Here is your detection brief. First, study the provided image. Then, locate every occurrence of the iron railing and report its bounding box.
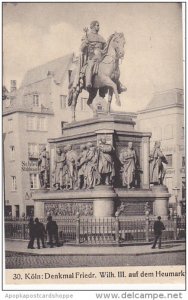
[4,215,186,245]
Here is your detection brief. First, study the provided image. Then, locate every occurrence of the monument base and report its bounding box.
[151,185,170,216]
[92,185,116,217]
[33,186,170,218]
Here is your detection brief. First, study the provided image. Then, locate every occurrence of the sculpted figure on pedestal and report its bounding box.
[52,148,63,190]
[67,20,126,121]
[149,141,168,185]
[65,144,78,190]
[98,137,114,185]
[84,142,99,189]
[77,144,88,189]
[38,146,50,188]
[119,142,137,189]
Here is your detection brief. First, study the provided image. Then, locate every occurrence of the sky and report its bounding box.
[3,2,184,111]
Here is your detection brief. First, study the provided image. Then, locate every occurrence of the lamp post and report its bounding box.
[172,186,181,217]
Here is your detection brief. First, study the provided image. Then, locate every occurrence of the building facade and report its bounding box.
[137,88,185,215]
[3,54,95,218]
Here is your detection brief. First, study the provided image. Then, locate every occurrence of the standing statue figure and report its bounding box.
[77,144,88,189]
[53,148,63,190]
[61,146,69,190]
[119,142,137,189]
[68,20,126,121]
[38,146,50,188]
[98,137,114,185]
[65,144,78,190]
[84,142,98,189]
[149,141,168,185]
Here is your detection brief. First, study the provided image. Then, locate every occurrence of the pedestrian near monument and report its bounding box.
[152,216,165,249]
[27,217,35,249]
[34,218,46,249]
[46,216,60,248]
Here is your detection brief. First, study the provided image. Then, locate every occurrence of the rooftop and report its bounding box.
[139,88,184,113]
[21,53,73,87]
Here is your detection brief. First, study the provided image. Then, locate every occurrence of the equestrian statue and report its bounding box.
[67,20,127,121]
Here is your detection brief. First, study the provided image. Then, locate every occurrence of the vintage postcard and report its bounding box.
[2,1,186,295]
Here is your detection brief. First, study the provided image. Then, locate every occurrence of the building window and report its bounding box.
[60,95,67,109]
[153,126,162,140]
[8,119,13,132]
[37,117,46,131]
[80,97,87,111]
[164,177,173,195]
[166,154,173,167]
[27,116,36,130]
[30,173,39,189]
[10,146,15,160]
[182,156,185,168]
[28,143,38,159]
[164,124,173,139]
[27,116,46,131]
[33,94,39,107]
[11,176,17,191]
[97,103,103,111]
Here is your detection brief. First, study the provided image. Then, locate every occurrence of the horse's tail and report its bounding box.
[67,68,76,106]
[67,88,74,106]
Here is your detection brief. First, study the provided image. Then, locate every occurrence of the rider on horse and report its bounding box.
[79,20,126,93]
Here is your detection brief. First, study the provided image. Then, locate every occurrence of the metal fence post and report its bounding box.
[173,214,178,240]
[21,222,25,239]
[145,212,150,242]
[115,211,120,245]
[76,212,80,244]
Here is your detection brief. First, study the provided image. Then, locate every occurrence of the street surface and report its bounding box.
[6,251,185,269]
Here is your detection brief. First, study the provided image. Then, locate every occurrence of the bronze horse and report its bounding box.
[68,32,126,121]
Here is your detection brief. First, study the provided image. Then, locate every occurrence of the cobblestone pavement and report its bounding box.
[5,251,185,269]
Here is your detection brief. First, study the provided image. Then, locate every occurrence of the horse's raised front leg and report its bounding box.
[101,77,121,106]
[87,88,98,117]
[107,88,113,114]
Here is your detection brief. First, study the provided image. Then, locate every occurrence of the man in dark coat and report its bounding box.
[27,217,35,249]
[152,216,165,249]
[34,218,46,249]
[46,216,60,248]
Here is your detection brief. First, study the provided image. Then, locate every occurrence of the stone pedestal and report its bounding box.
[152,185,170,216]
[32,115,171,220]
[92,185,116,217]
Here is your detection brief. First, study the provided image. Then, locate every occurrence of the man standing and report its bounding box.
[152,216,165,249]
[27,217,35,249]
[46,216,59,248]
[34,218,46,249]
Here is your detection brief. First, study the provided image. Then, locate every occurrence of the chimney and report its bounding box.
[10,80,17,92]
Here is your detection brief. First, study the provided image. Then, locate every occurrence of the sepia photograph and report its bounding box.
[2,1,185,290]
